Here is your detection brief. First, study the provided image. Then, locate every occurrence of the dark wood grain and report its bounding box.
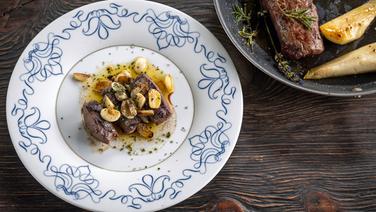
[1,0,376,211]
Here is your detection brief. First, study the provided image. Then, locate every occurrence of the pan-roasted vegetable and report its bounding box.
[304,43,376,80]
[320,0,376,45]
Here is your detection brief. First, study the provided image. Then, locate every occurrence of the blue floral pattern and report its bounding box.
[146,10,198,50]
[10,2,237,210]
[21,33,63,83]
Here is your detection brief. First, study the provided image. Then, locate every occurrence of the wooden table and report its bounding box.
[1,0,376,211]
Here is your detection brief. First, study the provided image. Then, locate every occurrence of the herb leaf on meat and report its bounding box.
[275,1,316,30]
[283,8,316,30]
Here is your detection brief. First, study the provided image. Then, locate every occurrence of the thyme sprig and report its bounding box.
[276,1,316,30]
[233,4,251,23]
[264,15,300,82]
[233,3,261,51]
[238,26,258,47]
[232,1,301,82]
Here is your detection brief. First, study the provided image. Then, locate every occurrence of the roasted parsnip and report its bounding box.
[304,43,376,80]
[320,0,376,45]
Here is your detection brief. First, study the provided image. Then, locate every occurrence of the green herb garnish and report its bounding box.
[276,2,316,30]
[233,4,251,23]
[233,3,260,51]
[283,8,316,30]
[264,16,300,82]
[238,26,258,47]
[232,1,302,82]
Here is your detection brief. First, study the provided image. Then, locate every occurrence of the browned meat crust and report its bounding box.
[82,101,118,144]
[261,0,324,60]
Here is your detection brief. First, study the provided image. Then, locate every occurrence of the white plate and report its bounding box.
[6,0,243,211]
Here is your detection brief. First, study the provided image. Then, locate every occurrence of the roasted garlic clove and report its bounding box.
[115,92,128,101]
[134,93,146,109]
[103,95,115,108]
[111,82,126,93]
[100,108,121,122]
[139,116,150,123]
[121,99,138,119]
[124,84,131,92]
[73,73,91,82]
[131,86,142,98]
[164,74,174,93]
[138,110,155,116]
[115,71,132,84]
[148,89,161,109]
[94,80,112,92]
[137,123,153,138]
[133,57,148,73]
[131,82,149,98]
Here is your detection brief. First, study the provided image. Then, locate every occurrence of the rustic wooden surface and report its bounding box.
[1,0,376,211]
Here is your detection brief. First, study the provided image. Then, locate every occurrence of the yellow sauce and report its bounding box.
[84,63,171,104]
[81,61,175,152]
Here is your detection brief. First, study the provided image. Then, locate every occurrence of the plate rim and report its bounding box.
[6,0,244,211]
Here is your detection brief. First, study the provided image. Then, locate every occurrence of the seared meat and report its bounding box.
[85,101,102,112]
[151,108,171,124]
[261,0,324,60]
[117,116,141,134]
[132,74,173,124]
[82,101,118,144]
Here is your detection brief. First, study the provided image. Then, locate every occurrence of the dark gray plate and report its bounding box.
[214,0,376,96]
